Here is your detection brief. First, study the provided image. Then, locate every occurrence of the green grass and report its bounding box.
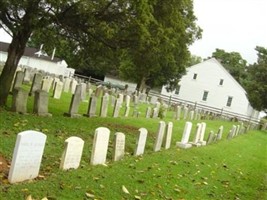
[0,85,266,200]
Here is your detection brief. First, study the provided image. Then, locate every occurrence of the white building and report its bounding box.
[161,58,260,120]
[0,42,75,77]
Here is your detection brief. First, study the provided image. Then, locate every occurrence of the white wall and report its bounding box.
[161,58,259,119]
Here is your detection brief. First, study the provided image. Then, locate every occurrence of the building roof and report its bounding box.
[0,41,62,63]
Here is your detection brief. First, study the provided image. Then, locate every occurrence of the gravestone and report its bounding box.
[8,130,47,183]
[207,131,215,144]
[235,125,240,136]
[33,90,52,117]
[113,99,121,118]
[118,93,124,105]
[146,107,152,118]
[134,128,148,156]
[100,93,109,117]
[110,95,116,107]
[113,132,125,161]
[63,78,71,92]
[12,87,28,114]
[90,127,110,165]
[12,71,25,92]
[164,122,173,149]
[152,107,158,118]
[64,84,82,117]
[190,123,202,147]
[23,68,31,83]
[124,106,130,117]
[139,92,147,102]
[52,81,63,99]
[52,77,60,91]
[189,110,194,120]
[29,73,43,96]
[216,126,223,140]
[60,136,84,170]
[41,78,52,92]
[94,85,103,98]
[183,107,189,120]
[227,125,236,139]
[176,121,193,149]
[80,83,87,101]
[154,121,166,152]
[198,122,207,146]
[70,79,78,94]
[84,94,97,117]
[150,96,158,105]
[175,105,181,120]
[125,95,131,107]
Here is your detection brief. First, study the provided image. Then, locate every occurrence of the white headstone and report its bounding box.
[53,81,63,99]
[216,126,223,140]
[164,122,173,149]
[113,132,125,161]
[60,136,84,170]
[190,123,202,147]
[154,121,166,152]
[198,122,207,146]
[8,130,47,183]
[90,127,110,165]
[134,128,148,156]
[176,122,193,149]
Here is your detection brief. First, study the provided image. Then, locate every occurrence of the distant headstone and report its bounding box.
[189,110,194,120]
[154,121,166,152]
[134,128,148,156]
[125,95,131,107]
[70,79,78,94]
[113,132,125,161]
[63,78,71,92]
[124,106,130,117]
[235,125,240,136]
[145,107,152,118]
[175,105,181,120]
[216,126,223,140]
[41,78,52,92]
[84,94,97,117]
[152,107,158,118]
[176,121,193,149]
[94,85,103,98]
[227,125,236,139]
[90,127,110,165]
[190,123,202,147]
[33,90,52,117]
[12,87,28,114]
[12,71,25,92]
[206,131,215,144]
[80,83,87,101]
[198,122,207,146]
[100,93,109,117]
[183,107,189,120]
[150,96,158,105]
[64,84,82,117]
[60,136,84,170]
[52,81,63,99]
[23,68,31,83]
[164,122,173,149]
[113,99,121,118]
[8,130,46,183]
[29,73,42,96]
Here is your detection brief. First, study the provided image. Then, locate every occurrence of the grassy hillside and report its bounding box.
[0,87,266,200]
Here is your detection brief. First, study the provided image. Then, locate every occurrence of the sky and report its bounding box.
[1,0,267,64]
[190,0,267,64]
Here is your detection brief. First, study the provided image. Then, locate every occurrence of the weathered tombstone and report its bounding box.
[63,78,71,92]
[146,107,152,118]
[52,77,60,91]
[176,121,193,149]
[80,83,87,101]
[94,85,103,98]
[189,110,195,120]
[70,79,78,94]
[198,122,207,146]
[113,132,125,161]
[227,125,237,139]
[139,92,147,102]
[12,71,25,92]
[206,131,215,144]
[90,127,110,165]
[12,87,28,114]
[33,90,52,116]
[175,105,181,120]
[41,78,52,92]
[216,126,223,140]
[8,130,47,183]
[100,93,109,117]
[154,121,166,152]
[164,122,173,149]
[150,96,158,105]
[152,107,158,118]
[110,95,116,107]
[125,95,131,107]
[84,94,97,117]
[183,107,189,120]
[134,128,148,156]
[133,94,139,105]
[190,123,202,147]
[64,84,82,117]
[23,68,31,83]
[118,93,124,105]
[113,99,121,118]
[235,125,240,136]
[124,106,130,117]
[29,73,43,96]
[52,81,63,99]
[60,136,84,170]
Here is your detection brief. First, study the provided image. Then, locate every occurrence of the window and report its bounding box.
[193,73,197,80]
[202,91,209,101]
[219,79,224,85]
[175,85,181,95]
[226,96,233,107]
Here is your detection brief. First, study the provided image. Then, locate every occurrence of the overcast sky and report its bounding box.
[1,0,266,64]
[190,0,267,64]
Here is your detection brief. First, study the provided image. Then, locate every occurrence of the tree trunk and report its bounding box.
[0,35,30,106]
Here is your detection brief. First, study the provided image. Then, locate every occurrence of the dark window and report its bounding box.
[193,73,197,80]
[219,79,224,85]
[202,91,209,101]
[175,85,181,95]
[226,96,233,107]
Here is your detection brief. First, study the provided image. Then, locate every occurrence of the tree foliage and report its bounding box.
[245,46,267,112]
[211,48,247,85]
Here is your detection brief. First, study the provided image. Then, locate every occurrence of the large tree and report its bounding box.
[245,46,267,112]
[119,0,202,91]
[211,48,247,85]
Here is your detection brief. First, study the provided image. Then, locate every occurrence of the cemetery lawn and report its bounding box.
[0,91,266,200]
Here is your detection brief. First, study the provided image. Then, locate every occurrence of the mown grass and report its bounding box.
[0,84,266,200]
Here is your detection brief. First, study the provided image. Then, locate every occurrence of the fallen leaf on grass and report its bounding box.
[26,195,33,200]
[85,192,95,198]
[122,185,130,194]
[134,195,141,199]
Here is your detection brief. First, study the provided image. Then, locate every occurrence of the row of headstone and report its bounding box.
[227,123,246,139]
